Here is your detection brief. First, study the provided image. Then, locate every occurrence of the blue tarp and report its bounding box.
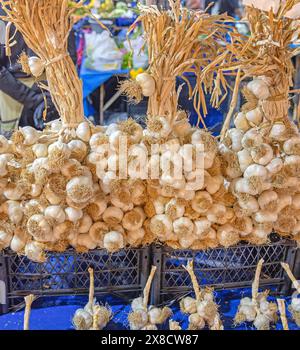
[0,289,299,330]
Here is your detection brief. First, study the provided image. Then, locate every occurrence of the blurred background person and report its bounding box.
[0,6,77,137]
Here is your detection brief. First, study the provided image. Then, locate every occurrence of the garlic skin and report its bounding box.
[188,313,205,330]
[44,205,66,224]
[136,72,155,97]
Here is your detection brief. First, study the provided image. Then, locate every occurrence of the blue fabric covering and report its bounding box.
[80,60,129,116]
[0,289,299,330]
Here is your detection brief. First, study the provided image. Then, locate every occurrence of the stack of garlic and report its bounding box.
[234,259,278,330]
[144,113,237,250]
[128,266,172,330]
[180,260,223,330]
[220,76,300,244]
[0,117,147,261]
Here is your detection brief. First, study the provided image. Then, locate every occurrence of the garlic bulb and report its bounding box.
[44,205,66,224]
[245,108,263,125]
[24,241,46,262]
[65,207,83,222]
[227,129,243,152]
[217,224,240,247]
[10,229,28,253]
[103,231,125,252]
[247,78,270,100]
[103,206,124,225]
[0,135,9,153]
[66,176,94,204]
[234,112,250,132]
[0,230,12,250]
[73,309,93,330]
[150,214,173,240]
[27,214,52,242]
[32,143,48,158]
[251,144,273,165]
[21,126,40,145]
[76,121,91,142]
[136,72,155,97]
[191,191,213,214]
[266,158,283,175]
[1,200,23,224]
[237,149,253,172]
[173,217,194,236]
[180,296,197,314]
[188,313,205,330]
[28,56,44,77]
[258,190,278,211]
[76,234,97,250]
[128,309,149,330]
[122,207,145,231]
[68,140,87,162]
[241,129,263,149]
[254,211,278,223]
[165,199,185,220]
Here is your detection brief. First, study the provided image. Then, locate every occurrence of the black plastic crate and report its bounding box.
[151,240,298,304]
[0,247,150,314]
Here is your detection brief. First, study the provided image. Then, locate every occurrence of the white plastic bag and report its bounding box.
[124,36,148,69]
[85,31,123,71]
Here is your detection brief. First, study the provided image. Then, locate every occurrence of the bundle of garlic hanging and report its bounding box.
[179,260,223,330]
[234,259,278,330]
[205,0,300,244]
[0,1,149,259]
[72,268,111,330]
[281,262,300,327]
[128,266,172,330]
